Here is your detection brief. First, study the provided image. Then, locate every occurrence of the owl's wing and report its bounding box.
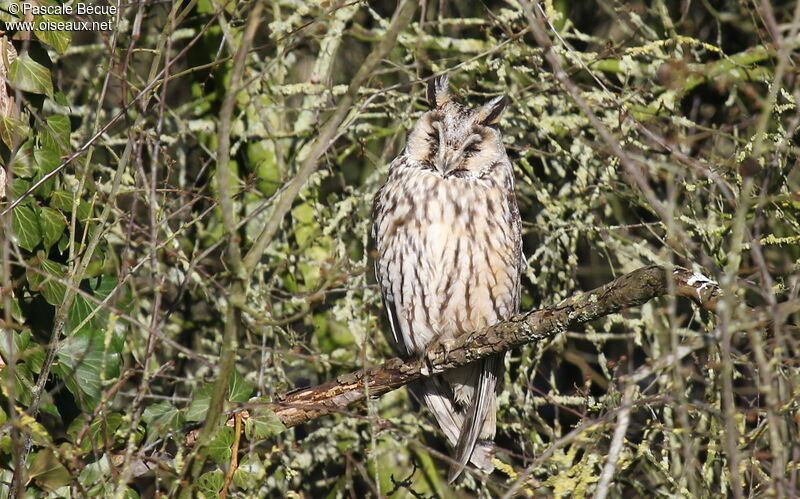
[374,259,403,351]
[448,355,499,482]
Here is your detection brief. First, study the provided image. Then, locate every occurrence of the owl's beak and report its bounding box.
[437,153,457,174]
[433,123,456,174]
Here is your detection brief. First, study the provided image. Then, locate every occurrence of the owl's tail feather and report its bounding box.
[412,359,498,482]
[447,356,498,482]
[413,377,463,446]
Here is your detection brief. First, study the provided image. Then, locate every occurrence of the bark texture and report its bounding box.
[273,265,720,427]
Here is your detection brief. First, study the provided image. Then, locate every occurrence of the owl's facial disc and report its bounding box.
[438,131,482,175]
[405,91,509,177]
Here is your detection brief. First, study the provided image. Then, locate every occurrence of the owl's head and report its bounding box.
[406,75,509,178]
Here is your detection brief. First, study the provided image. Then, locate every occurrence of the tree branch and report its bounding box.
[272,266,720,428]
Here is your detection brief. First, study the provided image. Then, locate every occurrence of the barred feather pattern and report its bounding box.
[372,76,522,482]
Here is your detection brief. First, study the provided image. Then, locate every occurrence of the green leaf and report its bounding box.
[42,114,71,153]
[78,455,111,489]
[34,13,72,54]
[8,52,53,97]
[54,91,69,107]
[68,294,94,333]
[0,329,44,378]
[11,178,31,201]
[39,206,66,249]
[0,115,30,148]
[0,353,35,406]
[12,204,41,251]
[244,397,285,440]
[142,401,185,443]
[50,190,75,211]
[206,426,234,463]
[186,371,252,422]
[195,470,224,498]
[10,141,37,178]
[228,368,253,403]
[67,412,123,451]
[28,448,71,491]
[50,190,93,221]
[33,145,61,197]
[67,275,130,334]
[186,384,214,422]
[53,327,123,411]
[26,258,67,306]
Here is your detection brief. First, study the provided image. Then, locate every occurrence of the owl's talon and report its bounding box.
[425,338,457,368]
[440,338,456,360]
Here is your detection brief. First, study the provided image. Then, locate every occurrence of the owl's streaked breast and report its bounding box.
[374,164,520,356]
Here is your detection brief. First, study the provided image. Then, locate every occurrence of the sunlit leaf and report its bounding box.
[26,257,67,306]
[195,470,224,497]
[33,145,60,197]
[185,384,213,422]
[34,13,72,54]
[53,327,123,411]
[28,448,71,491]
[244,397,286,440]
[142,401,185,443]
[0,115,29,148]
[41,114,71,153]
[207,426,234,463]
[228,368,253,403]
[39,206,66,249]
[8,52,53,97]
[10,140,37,178]
[11,204,40,251]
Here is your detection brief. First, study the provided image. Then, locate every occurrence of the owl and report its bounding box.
[372,75,522,482]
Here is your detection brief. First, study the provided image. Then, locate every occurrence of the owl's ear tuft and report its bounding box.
[479,95,508,125]
[427,75,450,109]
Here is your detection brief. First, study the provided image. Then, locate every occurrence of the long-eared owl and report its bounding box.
[372,75,523,481]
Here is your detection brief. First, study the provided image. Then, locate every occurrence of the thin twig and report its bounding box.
[595,384,635,499]
[219,412,243,499]
[241,0,417,272]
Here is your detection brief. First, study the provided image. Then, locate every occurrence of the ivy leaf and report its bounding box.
[11,178,31,201]
[185,384,213,422]
[28,448,71,492]
[142,401,185,443]
[207,426,234,463]
[50,190,75,211]
[33,145,60,197]
[8,53,54,97]
[91,274,133,316]
[39,206,66,249]
[244,397,286,440]
[42,114,71,153]
[12,204,41,251]
[0,115,30,148]
[67,275,130,333]
[53,327,123,411]
[195,470,224,497]
[186,370,253,422]
[228,368,253,403]
[34,14,72,54]
[26,258,67,306]
[10,141,37,178]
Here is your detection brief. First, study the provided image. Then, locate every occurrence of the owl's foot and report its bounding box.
[424,337,457,373]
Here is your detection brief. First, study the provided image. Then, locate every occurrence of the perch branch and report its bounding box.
[272,266,720,427]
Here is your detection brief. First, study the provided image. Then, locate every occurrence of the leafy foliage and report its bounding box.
[0,0,798,497]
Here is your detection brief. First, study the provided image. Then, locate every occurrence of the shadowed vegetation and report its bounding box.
[0,0,798,497]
